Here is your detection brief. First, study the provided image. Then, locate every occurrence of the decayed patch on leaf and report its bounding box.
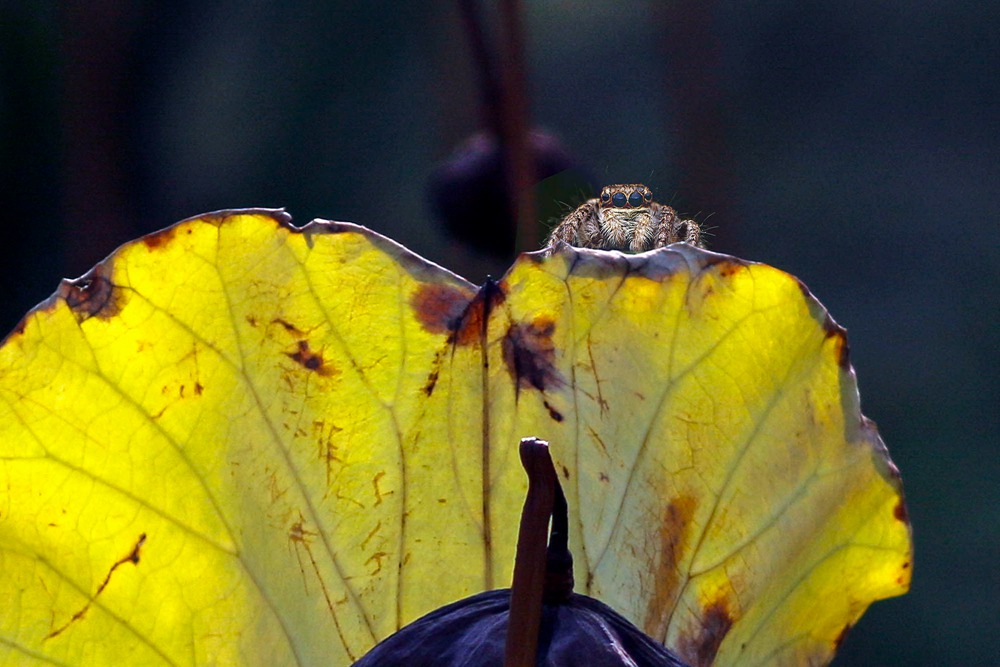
[286,340,338,377]
[644,495,698,635]
[677,599,735,667]
[57,263,123,322]
[411,283,475,339]
[502,316,564,394]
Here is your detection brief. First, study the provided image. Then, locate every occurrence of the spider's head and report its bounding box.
[598,184,653,210]
[597,184,654,250]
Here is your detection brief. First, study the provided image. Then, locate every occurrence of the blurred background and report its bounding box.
[1,1,997,664]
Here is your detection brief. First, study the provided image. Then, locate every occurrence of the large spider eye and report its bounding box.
[611,192,627,207]
[628,191,644,207]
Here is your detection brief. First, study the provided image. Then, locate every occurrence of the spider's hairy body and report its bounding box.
[546,184,702,253]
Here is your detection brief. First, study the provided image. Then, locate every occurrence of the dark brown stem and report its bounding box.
[504,437,556,667]
[497,0,537,253]
[544,472,574,603]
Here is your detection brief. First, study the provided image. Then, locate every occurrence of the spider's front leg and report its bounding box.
[652,202,703,248]
[677,218,703,247]
[545,199,602,251]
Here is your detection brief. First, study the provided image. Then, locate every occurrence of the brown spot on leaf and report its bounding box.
[423,368,440,396]
[286,340,336,376]
[127,535,145,564]
[360,521,382,550]
[58,264,123,321]
[411,283,475,340]
[422,348,445,396]
[702,255,749,279]
[366,551,389,575]
[835,336,850,369]
[141,225,177,249]
[312,419,344,488]
[372,471,391,506]
[246,315,259,327]
[678,599,734,667]
[834,624,852,650]
[289,517,317,545]
[452,292,486,345]
[451,279,506,346]
[10,316,27,338]
[502,316,563,393]
[821,314,838,337]
[822,317,851,370]
[272,317,305,336]
[586,427,609,456]
[561,465,570,480]
[543,399,564,422]
[46,533,146,640]
[894,500,909,524]
[717,263,742,278]
[599,472,609,483]
[645,495,697,634]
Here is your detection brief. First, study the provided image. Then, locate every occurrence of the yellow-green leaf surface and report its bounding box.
[0,210,911,666]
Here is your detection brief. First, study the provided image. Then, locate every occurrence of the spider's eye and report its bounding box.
[628,191,644,207]
[644,189,652,201]
[601,192,611,203]
[611,192,627,207]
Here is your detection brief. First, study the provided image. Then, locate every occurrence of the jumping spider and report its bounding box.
[545,184,702,253]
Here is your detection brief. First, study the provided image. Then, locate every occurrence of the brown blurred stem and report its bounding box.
[504,437,557,667]
[456,0,501,131]
[497,0,538,253]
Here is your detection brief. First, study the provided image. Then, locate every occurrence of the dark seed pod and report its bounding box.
[352,439,690,667]
[350,589,689,666]
[426,131,583,257]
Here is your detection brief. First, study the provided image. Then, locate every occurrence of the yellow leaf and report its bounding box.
[0,210,911,666]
